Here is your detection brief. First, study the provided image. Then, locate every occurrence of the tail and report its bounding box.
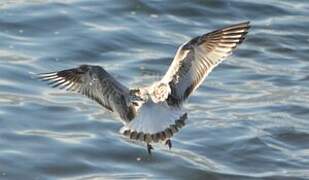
[120,101,187,143]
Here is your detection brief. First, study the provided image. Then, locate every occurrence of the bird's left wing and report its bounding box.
[38,64,135,122]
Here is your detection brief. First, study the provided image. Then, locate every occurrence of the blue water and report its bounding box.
[0,0,309,179]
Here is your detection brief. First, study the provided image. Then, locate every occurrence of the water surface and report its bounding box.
[0,0,309,179]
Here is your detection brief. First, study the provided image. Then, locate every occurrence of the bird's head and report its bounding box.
[150,82,171,103]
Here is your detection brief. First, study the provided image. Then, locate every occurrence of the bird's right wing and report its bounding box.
[38,64,135,122]
[161,22,250,106]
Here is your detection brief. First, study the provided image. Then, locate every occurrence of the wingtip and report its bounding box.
[36,72,58,81]
[244,21,251,28]
[238,21,250,26]
[231,21,251,29]
[36,72,57,77]
[240,21,251,30]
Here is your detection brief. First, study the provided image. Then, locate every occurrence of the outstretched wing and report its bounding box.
[161,22,250,106]
[38,64,135,122]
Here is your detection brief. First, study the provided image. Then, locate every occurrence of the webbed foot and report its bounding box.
[147,143,153,155]
[165,139,172,149]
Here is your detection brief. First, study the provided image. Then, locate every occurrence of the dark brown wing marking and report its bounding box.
[161,22,250,106]
[38,64,135,122]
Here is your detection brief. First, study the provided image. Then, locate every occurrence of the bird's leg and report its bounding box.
[147,143,153,155]
[165,139,172,149]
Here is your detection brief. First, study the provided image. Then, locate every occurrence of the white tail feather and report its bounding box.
[120,101,184,134]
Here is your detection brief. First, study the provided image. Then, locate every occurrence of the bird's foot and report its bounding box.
[147,143,153,155]
[165,139,172,149]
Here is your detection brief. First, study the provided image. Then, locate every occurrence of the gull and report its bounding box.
[38,22,250,154]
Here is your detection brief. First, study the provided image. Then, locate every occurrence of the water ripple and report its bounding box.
[0,0,308,179]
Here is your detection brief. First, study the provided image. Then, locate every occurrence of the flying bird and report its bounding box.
[38,22,250,154]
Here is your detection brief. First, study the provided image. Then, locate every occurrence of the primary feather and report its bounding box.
[38,65,135,122]
[162,22,250,106]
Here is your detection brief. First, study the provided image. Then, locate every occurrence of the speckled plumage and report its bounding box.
[38,22,250,154]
